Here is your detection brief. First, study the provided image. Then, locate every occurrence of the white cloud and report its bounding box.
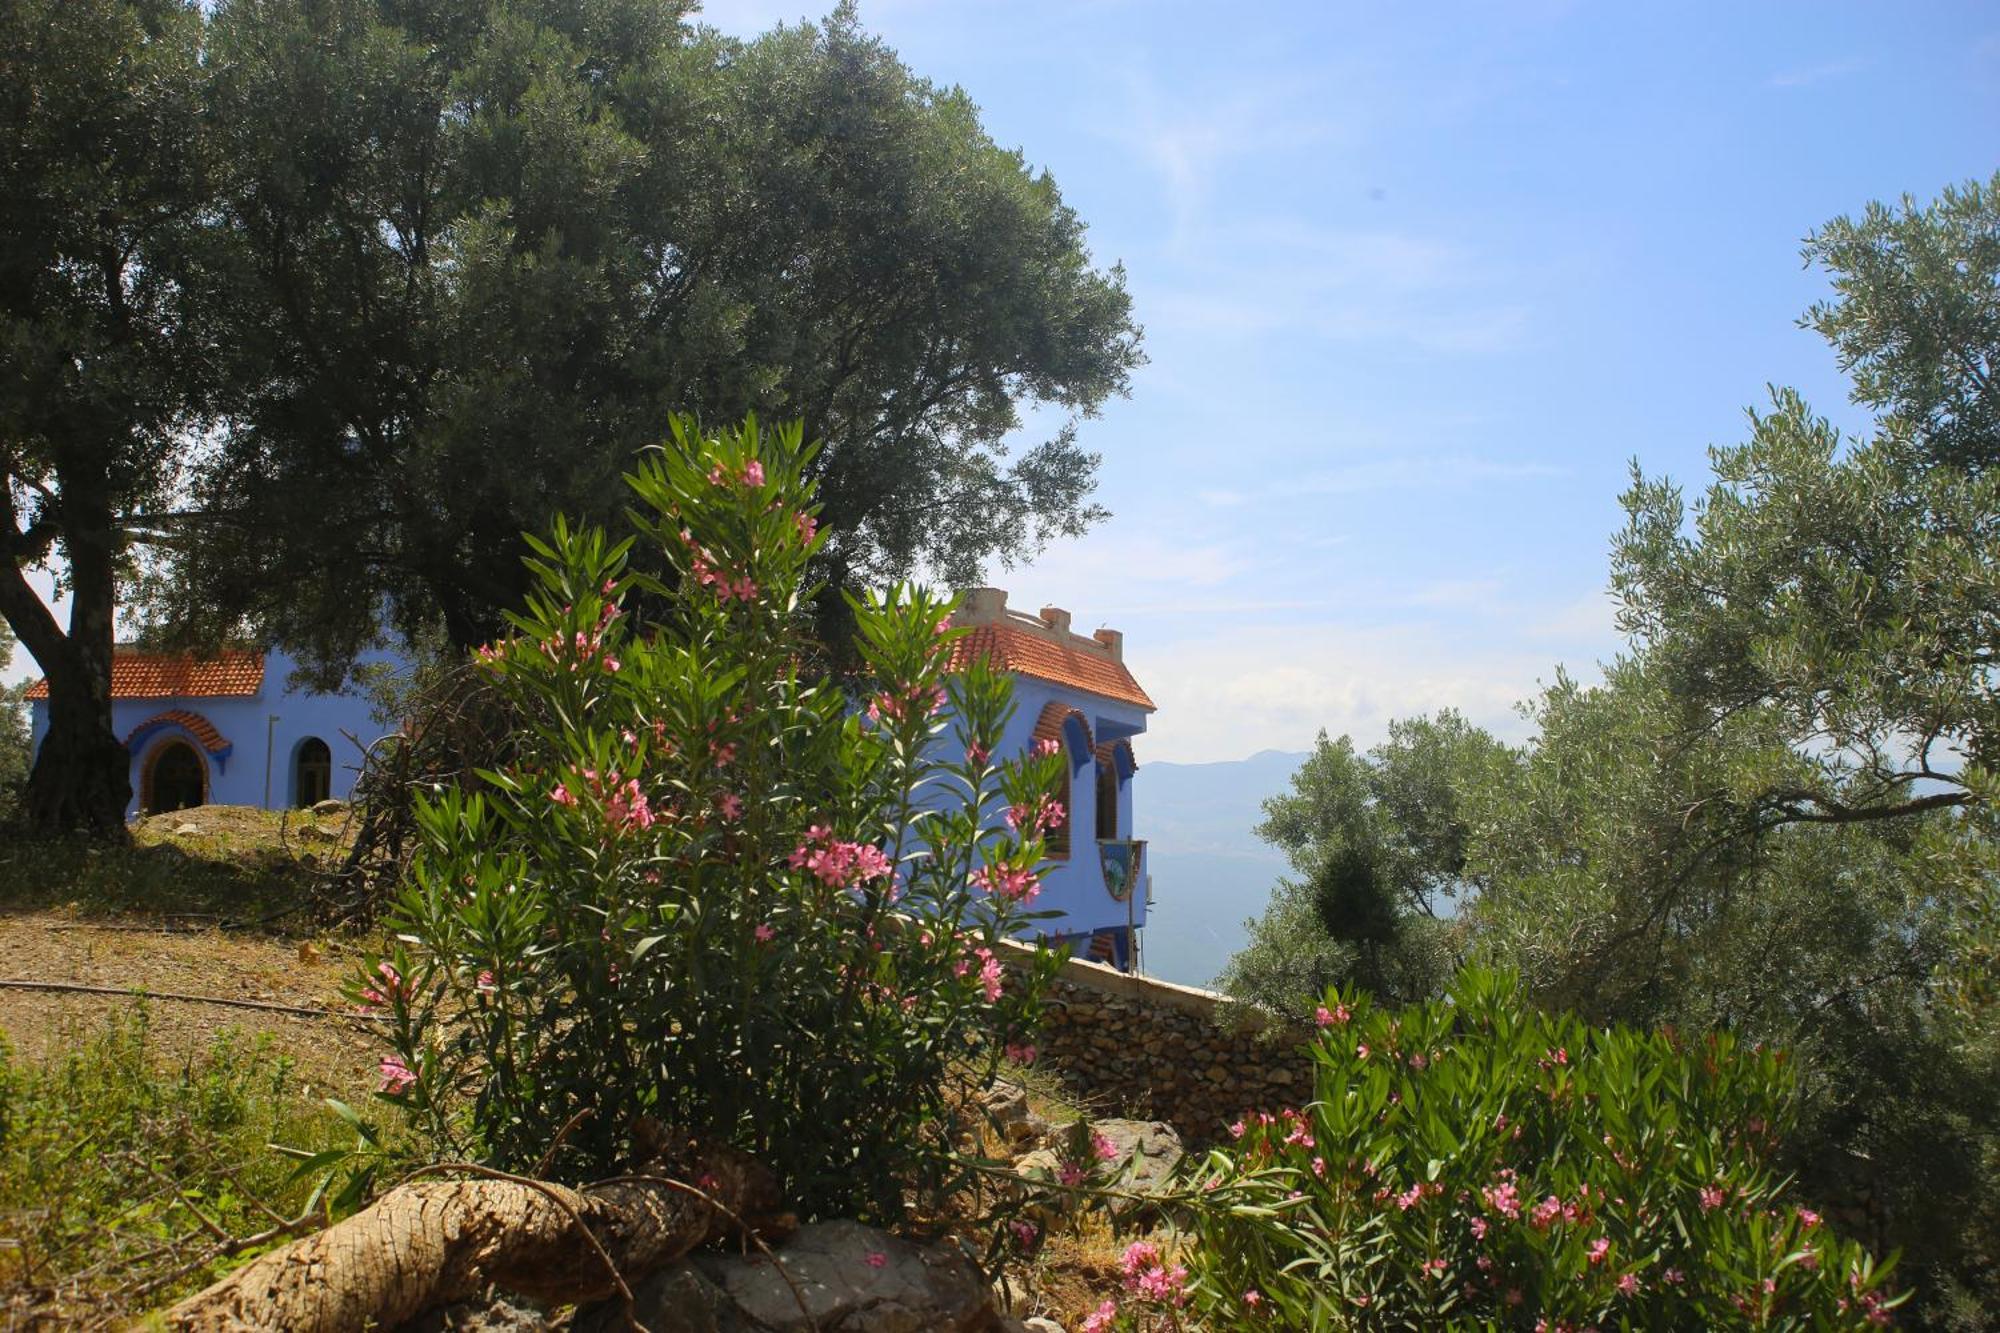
[1130,617,1594,763]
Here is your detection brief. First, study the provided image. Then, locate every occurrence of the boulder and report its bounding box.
[312,798,347,815]
[575,1220,1005,1333]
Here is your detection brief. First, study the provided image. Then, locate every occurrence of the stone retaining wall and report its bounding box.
[1001,943,1314,1146]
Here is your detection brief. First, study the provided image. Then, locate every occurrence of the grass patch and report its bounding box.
[0,1007,379,1324]
[0,807,345,930]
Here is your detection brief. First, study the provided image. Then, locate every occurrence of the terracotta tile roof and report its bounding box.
[23,650,265,701]
[125,709,233,756]
[947,623,1154,710]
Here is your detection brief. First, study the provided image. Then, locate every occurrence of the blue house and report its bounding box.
[945,588,1155,971]
[25,646,389,820]
[26,589,1155,967]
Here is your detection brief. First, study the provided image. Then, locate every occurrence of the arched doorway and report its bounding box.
[144,740,207,814]
[295,737,332,808]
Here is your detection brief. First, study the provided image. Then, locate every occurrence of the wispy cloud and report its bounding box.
[1768,57,1867,88]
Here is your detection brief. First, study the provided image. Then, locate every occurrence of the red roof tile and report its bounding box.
[125,709,232,755]
[947,623,1154,710]
[23,650,265,701]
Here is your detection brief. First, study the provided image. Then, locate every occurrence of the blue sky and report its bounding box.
[695,0,1998,761]
[8,2,1997,764]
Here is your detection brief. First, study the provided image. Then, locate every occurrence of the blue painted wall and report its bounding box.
[27,645,1151,957]
[947,673,1151,952]
[27,646,396,821]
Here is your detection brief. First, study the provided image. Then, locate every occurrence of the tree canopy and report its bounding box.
[139,0,1139,675]
[1224,173,2000,1326]
[1,0,1139,829]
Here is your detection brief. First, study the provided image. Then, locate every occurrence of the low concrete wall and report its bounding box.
[1002,943,1314,1145]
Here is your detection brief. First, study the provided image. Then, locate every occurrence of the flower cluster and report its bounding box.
[550,765,658,834]
[1005,794,1066,837]
[787,825,894,889]
[969,859,1041,905]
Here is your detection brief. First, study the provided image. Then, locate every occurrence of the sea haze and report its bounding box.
[1133,749,1307,989]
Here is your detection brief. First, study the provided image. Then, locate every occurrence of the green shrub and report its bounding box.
[363,417,1066,1220]
[1118,971,1905,1330]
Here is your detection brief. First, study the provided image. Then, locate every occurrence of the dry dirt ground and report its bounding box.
[0,909,380,1093]
[0,804,379,1094]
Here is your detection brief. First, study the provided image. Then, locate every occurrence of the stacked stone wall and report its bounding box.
[1002,944,1314,1146]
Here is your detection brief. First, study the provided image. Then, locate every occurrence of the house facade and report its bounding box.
[945,588,1154,971]
[25,589,1155,967]
[24,646,388,820]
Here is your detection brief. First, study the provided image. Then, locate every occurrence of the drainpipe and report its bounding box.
[263,714,278,809]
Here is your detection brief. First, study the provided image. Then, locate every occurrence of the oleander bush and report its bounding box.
[360,417,1067,1220]
[1121,970,1906,1330]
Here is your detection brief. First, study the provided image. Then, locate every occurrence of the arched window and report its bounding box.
[145,740,206,814]
[295,737,332,808]
[1096,757,1119,840]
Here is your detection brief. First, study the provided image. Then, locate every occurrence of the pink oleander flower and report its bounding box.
[742,460,765,487]
[1587,1237,1610,1265]
[1004,1041,1037,1065]
[970,862,1041,904]
[550,783,575,807]
[1093,1131,1120,1162]
[1228,1119,1246,1139]
[476,969,496,993]
[1243,1289,1262,1307]
[717,791,743,821]
[754,923,776,943]
[378,1054,416,1094]
[1618,1272,1640,1296]
[793,510,818,546]
[1700,1185,1726,1212]
[1080,1300,1119,1333]
[1120,1241,1161,1278]
[1031,737,1061,759]
[965,741,990,765]
[976,947,1003,1002]
[1482,1180,1522,1220]
[1469,1215,1489,1240]
[1396,1184,1425,1211]
[1798,1207,1822,1229]
[1663,1268,1685,1286]
[1529,1194,1564,1229]
[864,1251,887,1269]
[1315,1002,1351,1027]
[1357,1042,1371,1060]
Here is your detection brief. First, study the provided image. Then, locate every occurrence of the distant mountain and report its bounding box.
[1135,749,1306,989]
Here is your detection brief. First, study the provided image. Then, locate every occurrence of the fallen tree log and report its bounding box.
[163,1131,787,1333]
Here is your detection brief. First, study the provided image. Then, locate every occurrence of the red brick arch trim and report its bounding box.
[1094,739,1138,779]
[125,709,233,759]
[1030,701,1093,755]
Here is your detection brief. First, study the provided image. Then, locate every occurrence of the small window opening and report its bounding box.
[295,737,332,808]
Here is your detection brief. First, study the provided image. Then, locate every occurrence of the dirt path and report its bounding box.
[0,909,380,1091]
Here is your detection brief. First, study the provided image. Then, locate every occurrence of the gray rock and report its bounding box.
[173,822,201,836]
[1090,1119,1183,1196]
[311,798,347,814]
[1021,1319,1067,1333]
[576,1220,1002,1333]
